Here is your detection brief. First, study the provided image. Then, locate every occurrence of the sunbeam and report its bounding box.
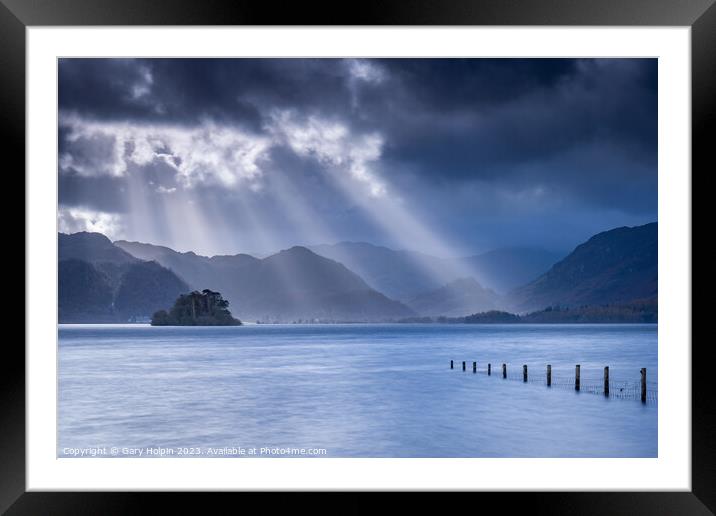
[270,111,483,287]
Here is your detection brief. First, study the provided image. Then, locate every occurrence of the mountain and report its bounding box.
[309,242,453,300]
[115,240,414,322]
[58,232,190,322]
[508,223,657,313]
[59,231,137,265]
[406,277,501,317]
[113,261,191,319]
[58,259,115,322]
[310,242,562,299]
[62,221,656,323]
[114,240,259,290]
[462,247,564,293]
[238,246,413,321]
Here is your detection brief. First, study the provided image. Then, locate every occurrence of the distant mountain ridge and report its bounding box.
[115,240,414,322]
[309,242,453,300]
[113,239,259,293]
[461,247,564,294]
[310,242,562,298]
[59,222,656,323]
[508,222,657,313]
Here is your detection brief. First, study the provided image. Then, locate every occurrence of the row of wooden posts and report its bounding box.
[450,359,648,403]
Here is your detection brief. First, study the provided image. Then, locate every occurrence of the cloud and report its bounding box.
[269,111,387,197]
[347,59,386,84]
[57,58,657,255]
[131,64,154,100]
[58,206,125,239]
[60,115,272,189]
[381,59,656,178]
[59,110,389,198]
[59,128,127,177]
[155,185,177,194]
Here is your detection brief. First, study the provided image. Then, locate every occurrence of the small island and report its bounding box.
[151,289,242,326]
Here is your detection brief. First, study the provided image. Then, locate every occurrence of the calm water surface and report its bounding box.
[58,324,657,457]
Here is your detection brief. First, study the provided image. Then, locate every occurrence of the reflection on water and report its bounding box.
[58,323,657,457]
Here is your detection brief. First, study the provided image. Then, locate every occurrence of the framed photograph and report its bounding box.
[6,0,711,512]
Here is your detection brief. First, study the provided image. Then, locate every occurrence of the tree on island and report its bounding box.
[151,289,242,326]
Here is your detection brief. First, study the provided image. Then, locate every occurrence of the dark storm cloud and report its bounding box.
[59,59,655,139]
[59,58,656,196]
[59,59,162,121]
[58,57,657,253]
[373,59,657,213]
[372,58,580,113]
[59,58,355,130]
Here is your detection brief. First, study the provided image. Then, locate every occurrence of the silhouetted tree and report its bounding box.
[151,289,242,326]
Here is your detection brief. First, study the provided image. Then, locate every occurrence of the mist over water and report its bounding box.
[59,324,657,457]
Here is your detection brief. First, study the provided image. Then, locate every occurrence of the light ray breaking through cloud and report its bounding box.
[58,58,657,260]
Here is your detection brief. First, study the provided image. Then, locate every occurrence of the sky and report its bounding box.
[58,58,657,257]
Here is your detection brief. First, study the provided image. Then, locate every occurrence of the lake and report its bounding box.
[58,323,657,457]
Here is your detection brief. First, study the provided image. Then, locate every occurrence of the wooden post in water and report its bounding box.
[473,361,477,373]
[462,361,466,372]
[547,364,552,386]
[604,367,610,396]
[523,365,528,382]
[488,363,491,376]
[450,360,453,369]
[640,368,647,403]
[575,364,581,391]
[502,363,506,379]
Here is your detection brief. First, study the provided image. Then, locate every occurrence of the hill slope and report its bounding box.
[58,233,190,322]
[508,223,657,312]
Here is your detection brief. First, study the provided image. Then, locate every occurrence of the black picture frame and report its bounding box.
[3,0,711,513]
